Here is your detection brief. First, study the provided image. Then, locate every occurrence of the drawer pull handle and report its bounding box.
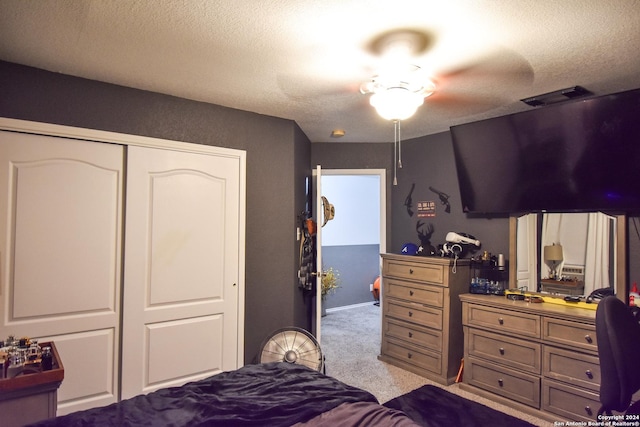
[585,406,593,416]
[408,332,413,338]
[585,334,593,344]
[409,269,414,274]
[408,311,413,317]
[498,318,504,325]
[409,290,414,296]
[586,370,593,379]
[499,347,505,355]
[407,352,413,359]
[498,378,504,387]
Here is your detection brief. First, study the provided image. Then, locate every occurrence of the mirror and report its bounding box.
[509,212,627,298]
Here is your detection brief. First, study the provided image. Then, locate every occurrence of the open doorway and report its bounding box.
[319,168,386,330]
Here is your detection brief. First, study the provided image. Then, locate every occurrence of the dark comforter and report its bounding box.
[29,362,392,427]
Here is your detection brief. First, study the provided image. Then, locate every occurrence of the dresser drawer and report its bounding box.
[542,379,599,422]
[384,259,445,284]
[386,299,443,330]
[465,328,541,374]
[543,346,600,392]
[385,279,445,307]
[465,357,540,408]
[383,337,442,375]
[385,318,442,351]
[543,318,597,353]
[463,303,541,338]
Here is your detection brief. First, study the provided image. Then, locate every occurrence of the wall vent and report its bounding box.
[521,86,592,107]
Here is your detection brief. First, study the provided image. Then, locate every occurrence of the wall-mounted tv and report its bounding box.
[450,88,640,215]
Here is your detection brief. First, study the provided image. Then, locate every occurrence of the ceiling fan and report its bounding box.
[277,26,533,145]
[357,30,440,184]
[280,27,532,111]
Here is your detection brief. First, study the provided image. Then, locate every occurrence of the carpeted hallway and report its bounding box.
[320,303,553,426]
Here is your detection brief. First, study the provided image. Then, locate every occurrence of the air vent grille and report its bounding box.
[562,265,584,281]
[521,86,592,107]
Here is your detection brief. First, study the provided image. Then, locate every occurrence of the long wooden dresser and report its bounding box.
[379,254,470,385]
[460,293,601,422]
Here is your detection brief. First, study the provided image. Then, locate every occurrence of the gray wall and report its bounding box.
[0,60,311,364]
[313,134,510,265]
[322,244,380,309]
[390,132,510,258]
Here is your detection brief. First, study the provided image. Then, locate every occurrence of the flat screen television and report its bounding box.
[450,88,640,214]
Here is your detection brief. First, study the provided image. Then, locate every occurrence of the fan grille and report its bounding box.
[259,327,323,372]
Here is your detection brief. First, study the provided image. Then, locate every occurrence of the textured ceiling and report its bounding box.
[1,0,640,142]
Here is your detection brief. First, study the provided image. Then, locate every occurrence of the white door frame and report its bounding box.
[314,168,386,344]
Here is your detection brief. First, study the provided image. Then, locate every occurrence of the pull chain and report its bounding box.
[393,120,398,185]
[393,120,403,186]
[397,120,402,169]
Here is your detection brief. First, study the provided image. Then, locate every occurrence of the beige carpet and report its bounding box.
[320,303,553,427]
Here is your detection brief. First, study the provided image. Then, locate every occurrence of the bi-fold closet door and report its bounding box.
[0,124,244,415]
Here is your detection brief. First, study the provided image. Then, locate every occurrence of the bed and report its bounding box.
[29,362,419,427]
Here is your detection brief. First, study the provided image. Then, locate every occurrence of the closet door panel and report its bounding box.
[122,145,240,399]
[145,315,223,385]
[148,172,225,305]
[12,158,119,317]
[41,329,116,414]
[0,130,124,414]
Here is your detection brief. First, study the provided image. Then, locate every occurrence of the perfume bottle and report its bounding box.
[41,346,53,371]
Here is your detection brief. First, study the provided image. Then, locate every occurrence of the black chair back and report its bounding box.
[596,296,640,415]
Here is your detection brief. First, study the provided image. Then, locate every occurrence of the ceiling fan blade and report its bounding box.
[433,48,534,91]
[425,91,513,117]
[277,67,371,101]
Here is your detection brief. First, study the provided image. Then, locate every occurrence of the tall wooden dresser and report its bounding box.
[460,293,601,422]
[379,254,470,385]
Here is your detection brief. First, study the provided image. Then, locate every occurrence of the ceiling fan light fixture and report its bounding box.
[370,87,425,121]
[362,65,435,121]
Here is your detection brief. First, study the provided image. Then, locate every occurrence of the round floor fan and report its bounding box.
[259,327,324,372]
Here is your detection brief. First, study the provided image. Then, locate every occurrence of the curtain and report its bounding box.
[584,212,612,293]
[538,212,614,295]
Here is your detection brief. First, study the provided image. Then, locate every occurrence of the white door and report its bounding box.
[517,213,538,291]
[121,145,241,398]
[0,131,124,414]
[312,165,323,342]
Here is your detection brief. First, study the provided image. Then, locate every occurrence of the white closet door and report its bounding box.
[0,131,124,414]
[121,145,241,399]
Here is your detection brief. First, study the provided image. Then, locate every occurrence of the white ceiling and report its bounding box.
[1,0,640,143]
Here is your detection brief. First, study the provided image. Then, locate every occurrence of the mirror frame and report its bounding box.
[509,213,627,301]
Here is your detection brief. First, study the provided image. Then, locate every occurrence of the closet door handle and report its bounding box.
[499,347,505,355]
[409,290,414,297]
[498,318,504,325]
[585,370,593,379]
[584,334,593,344]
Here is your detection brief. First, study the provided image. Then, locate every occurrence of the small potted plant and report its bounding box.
[321,267,340,316]
[321,267,340,300]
